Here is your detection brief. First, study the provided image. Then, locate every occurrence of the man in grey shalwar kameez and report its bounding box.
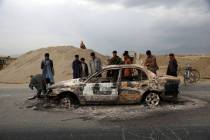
[41,53,55,86]
[89,52,102,75]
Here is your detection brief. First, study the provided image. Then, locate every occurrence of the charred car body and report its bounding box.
[47,64,180,107]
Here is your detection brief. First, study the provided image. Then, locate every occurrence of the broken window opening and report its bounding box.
[121,68,148,82]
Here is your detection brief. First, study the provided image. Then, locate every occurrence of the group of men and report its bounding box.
[144,50,178,77]
[72,52,101,79]
[29,50,178,99]
[72,50,134,80]
[72,50,178,80]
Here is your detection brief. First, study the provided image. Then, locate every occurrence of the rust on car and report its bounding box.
[47,64,180,107]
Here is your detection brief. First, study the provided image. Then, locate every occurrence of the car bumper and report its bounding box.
[163,80,180,97]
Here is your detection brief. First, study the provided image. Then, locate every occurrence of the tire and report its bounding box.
[184,71,195,84]
[184,74,195,84]
[145,92,160,107]
[184,70,200,84]
[59,95,72,108]
[191,69,200,82]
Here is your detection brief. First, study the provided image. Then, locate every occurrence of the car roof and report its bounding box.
[103,64,146,69]
[84,64,156,83]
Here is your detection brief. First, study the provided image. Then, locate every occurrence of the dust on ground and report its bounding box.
[23,96,207,121]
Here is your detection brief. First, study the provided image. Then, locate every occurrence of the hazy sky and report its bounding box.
[0,0,210,55]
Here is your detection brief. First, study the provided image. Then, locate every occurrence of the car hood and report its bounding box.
[159,75,180,81]
[158,75,180,83]
[49,78,82,89]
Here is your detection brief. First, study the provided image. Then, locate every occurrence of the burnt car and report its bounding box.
[47,64,180,108]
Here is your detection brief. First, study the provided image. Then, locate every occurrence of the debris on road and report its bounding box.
[23,96,207,121]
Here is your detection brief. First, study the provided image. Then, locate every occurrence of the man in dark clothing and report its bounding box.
[29,74,46,99]
[109,50,123,65]
[167,53,178,77]
[72,55,82,79]
[80,58,89,78]
[41,53,54,85]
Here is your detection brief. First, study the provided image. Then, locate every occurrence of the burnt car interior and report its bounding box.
[87,68,148,84]
[121,68,148,82]
[88,69,120,83]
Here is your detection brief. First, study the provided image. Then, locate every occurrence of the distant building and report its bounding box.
[0,57,16,70]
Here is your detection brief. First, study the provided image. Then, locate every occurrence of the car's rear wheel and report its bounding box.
[59,95,72,108]
[145,92,160,106]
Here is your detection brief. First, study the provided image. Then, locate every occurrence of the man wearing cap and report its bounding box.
[109,50,123,65]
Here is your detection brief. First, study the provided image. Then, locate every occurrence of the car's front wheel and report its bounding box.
[145,92,160,107]
[59,95,72,108]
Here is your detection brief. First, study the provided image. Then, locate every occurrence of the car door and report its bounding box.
[82,68,120,103]
[118,67,149,104]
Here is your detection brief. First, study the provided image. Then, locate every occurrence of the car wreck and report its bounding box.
[47,64,180,108]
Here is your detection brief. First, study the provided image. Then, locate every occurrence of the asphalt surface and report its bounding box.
[0,80,210,140]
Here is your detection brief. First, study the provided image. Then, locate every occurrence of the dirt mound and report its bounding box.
[0,46,108,83]
[1,48,209,83]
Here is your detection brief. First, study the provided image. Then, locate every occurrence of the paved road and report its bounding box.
[0,80,210,140]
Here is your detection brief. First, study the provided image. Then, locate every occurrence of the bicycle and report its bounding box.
[180,65,200,85]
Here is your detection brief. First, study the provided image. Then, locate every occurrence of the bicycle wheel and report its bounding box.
[191,69,200,82]
[184,74,195,84]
